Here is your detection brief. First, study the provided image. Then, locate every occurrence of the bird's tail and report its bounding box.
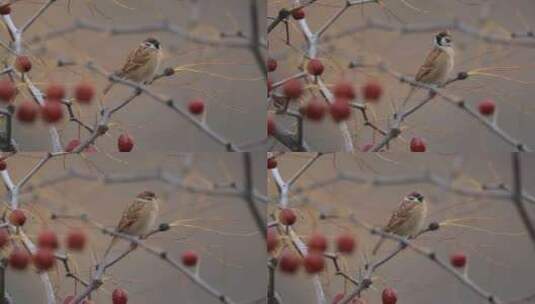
[372,237,385,255]
[401,87,416,109]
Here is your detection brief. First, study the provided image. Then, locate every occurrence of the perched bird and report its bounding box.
[102,37,162,95]
[372,192,427,255]
[102,191,160,259]
[402,31,455,106]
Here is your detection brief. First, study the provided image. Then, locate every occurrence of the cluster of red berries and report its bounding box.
[7,209,87,272]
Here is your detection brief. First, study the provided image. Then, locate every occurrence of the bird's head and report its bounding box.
[407,192,424,203]
[137,190,157,201]
[435,31,452,48]
[143,37,161,50]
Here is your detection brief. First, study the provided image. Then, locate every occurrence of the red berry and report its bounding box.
[0,159,6,171]
[410,137,426,152]
[307,233,327,253]
[362,81,383,102]
[329,99,351,122]
[267,58,278,72]
[112,288,128,304]
[33,248,56,271]
[267,157,277,169]
[66,229,87,251]
[278,250,301,274]
[292,8,305,20]
[303,252,325,274]
[41,100,63,123]
[283,79,303,99]
[307,59,324,76]
[267,229,279,253]
[333,81,356,100]
[46,84,65,100]
[9,247,30,270]
[15,56,32,73]
[332,293,345,304]
[16,100,39,123]
[0,229,8,248]
[267,116,276,136]
[65,139,80,152]
[336,233,356,254]
[0,4,11,15]
[9,209,26,226]
[360,143,373,152]
[0,79,16,102]
[450,252,467,268]
[74,82,95,104]
[279,208,296,226]
[188,98,204,115]
[181,250,198,267]
[117,133,134,152]
[382,288,397,304]
[37,229,59,250]
[304,98,326,121]
[478,99,495,116]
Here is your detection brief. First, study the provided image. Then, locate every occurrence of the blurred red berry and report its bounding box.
[382,288,397,304]
[33,248,55,271]
[118,133,134,152]
[0,4,11,15]
[450,252,467,268]
[66,229,87,251]
[267,229,279,253]
[267,58,278,72]
[0,159,6,171]
[267,78,273,95]
[307,59,324,76]
[478,99,495,116]
[15,56,32,73]
[304,98,326,121]
[112,288,128,304]
[279,250,300,274]
[9,209,26,226]
[410,137,426,152]
[267,116,276,136]
[0,79,16,103]
[9,247,30,270]
[336,233,356,254]
[74,82,95,104]
[65,139,80,152]
[303,252,325,274]
[16,100,39,123]
[292,8,305,20]
[283,79,303,99]
[41,100,63,123]
[307,232,328,253]
[37,229,59,250]
[333,81,356,100]
[188,98,204,115]
[279,208,296,226]
[360,143,374,152]
[46,84,65,100]
[362,81,383,102]
[0,229,8,248]
[181,250,198,267]
[330,99,351,122]
[267,157,278,169]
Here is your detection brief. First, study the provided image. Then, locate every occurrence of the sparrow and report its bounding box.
[102,37,162,95]
[372,192,427,255]
[102,190,160,258]
[402,31,455,106]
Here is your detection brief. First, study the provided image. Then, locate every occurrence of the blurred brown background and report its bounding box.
[8,0,264,151]
[268,0,535,152]
[3,152,266,303]
[268,153,535,303]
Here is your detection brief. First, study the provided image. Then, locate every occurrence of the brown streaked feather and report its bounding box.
[118,47,153,79]
[116,200,145,232]
[384,199,420,233]
[415,47,443,82]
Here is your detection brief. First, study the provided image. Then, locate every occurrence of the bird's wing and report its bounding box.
[384,198,418,233]
[118,47,152,78]
[415,48,442,82]
[116,200,145,233]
